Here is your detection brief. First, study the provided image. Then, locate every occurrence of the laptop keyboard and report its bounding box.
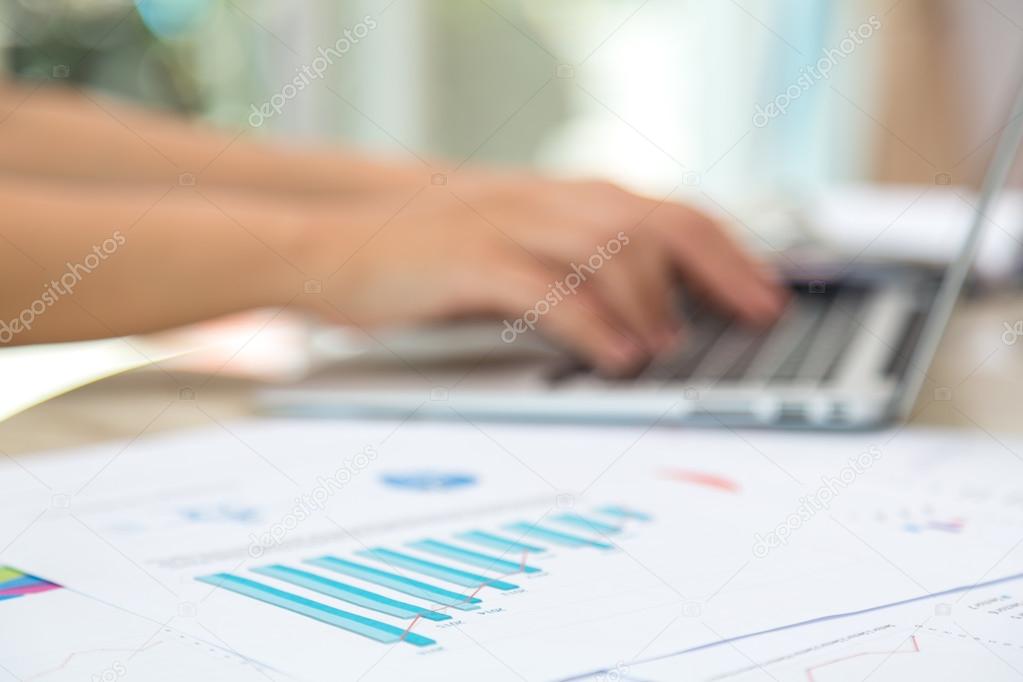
[552,281,871,387]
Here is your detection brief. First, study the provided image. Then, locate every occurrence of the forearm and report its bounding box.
[0,80,425,196]
[0,177,325,345]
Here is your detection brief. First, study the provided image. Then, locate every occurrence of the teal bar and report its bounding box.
[408,539,542,575]
[359,548,519,591]
[551,513,622,535]
[457,530,546,555]
[196,573,435,647]
[597,505,652,521]
[252,565,449,622]
[505,522,613,549]
[306,557,481,611]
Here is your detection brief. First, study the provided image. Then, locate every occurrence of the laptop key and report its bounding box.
[688,324,767,381]
[767,297,829,382]
[796,289,866,383]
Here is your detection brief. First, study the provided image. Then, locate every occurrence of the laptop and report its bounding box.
[261,78,1023,430]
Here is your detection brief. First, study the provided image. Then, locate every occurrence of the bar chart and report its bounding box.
[196,506,649,648]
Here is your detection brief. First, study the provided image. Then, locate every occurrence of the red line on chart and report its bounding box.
[400,549,529,643]
[659,469,740,493]
[804,635,920,682]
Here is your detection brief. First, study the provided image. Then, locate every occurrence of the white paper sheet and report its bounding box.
[2,419,1023,681]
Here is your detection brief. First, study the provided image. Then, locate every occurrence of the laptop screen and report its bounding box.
[895,76,1023,416]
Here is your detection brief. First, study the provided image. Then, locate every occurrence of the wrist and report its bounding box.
[280,201,367,317]
[265,142,431,196]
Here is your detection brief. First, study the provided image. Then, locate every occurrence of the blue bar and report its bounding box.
[596,505,652,522]
[252,564,449,621]
[196,573,435,647]
[457,530,546,555]
[551,513,622,535]
[505,522,613,549]
[358,548,519,591]
[408,539,542,575]
[306,557,481,611]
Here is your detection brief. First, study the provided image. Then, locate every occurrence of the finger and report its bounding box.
[652,205,785,324]
[460,200,660,357]
[504,221,664,355]
[507,198,684,351]
[496,193,678,351]
[471,256,646,375]
[540,181,782,325]
[621,241,682,347]
[584,246,675,353]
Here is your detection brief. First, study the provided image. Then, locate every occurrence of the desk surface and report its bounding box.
[3,293,1022,456]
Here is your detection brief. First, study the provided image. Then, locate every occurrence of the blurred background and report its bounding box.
[3,0,1022,194]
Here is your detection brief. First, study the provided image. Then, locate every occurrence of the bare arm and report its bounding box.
[0,176,316,344]
[0,80,424,195]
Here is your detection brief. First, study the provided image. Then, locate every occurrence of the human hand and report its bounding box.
[301,173,785,374]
